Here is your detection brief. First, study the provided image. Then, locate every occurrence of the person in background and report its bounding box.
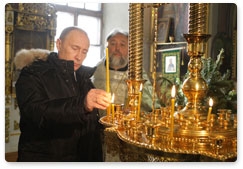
[92,28,161,117]
[14,26,111,162]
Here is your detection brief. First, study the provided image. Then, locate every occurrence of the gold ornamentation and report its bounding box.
[15,3,56,31]
[5,108,10,143]
[101,3,237,162]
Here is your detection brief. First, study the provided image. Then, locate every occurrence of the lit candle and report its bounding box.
[111,93,115,123]
[137,84,143,121]
[194,83,199,113]
[195,83,199,90]
[170,85,176,138]
[207,98,213,122]
[106,47,111,118]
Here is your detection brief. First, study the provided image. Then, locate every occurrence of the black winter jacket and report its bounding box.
[15,51,103,162]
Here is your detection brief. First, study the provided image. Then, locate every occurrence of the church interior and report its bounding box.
[5,3,237,162]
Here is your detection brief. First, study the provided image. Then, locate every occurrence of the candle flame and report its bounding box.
[139,83,143,91]
[195,83,199,91]
[111,93,115,103]
[209,98,213,107]
[171,85,176,98]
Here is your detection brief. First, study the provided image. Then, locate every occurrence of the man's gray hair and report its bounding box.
[106,29,128,42]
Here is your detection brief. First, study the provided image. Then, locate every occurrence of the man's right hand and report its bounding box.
[84,89,111,112]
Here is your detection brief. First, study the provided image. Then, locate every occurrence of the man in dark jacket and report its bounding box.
[14,27,111,162]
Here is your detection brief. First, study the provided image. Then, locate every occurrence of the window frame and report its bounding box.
[51,3,103,67]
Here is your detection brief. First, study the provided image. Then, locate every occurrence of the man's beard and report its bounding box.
[110,55,128,69]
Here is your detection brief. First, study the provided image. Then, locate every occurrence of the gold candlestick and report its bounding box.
[207,98,213,122]
[170,85,176,138]
[106,47,111,118]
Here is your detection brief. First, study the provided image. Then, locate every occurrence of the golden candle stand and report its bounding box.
[100,104,237,161]
[100,3,237,162]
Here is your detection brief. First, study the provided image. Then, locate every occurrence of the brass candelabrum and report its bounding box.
[179,33,211,119]
[99,3,237,161]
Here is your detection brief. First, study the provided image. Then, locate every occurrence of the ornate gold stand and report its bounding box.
[100,3,237,161]
[179,33,211,119]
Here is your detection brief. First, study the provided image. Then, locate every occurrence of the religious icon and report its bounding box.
[165,56,176,73]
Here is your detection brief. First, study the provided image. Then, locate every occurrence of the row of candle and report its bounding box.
[108,91,143,124]
[106,46,214,126]
[170,85,214,137]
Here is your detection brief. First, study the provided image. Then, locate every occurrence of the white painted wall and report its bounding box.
[101,3,151,74]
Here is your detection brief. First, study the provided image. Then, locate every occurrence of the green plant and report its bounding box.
[201,48,237,113]
[157,48,237,113]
